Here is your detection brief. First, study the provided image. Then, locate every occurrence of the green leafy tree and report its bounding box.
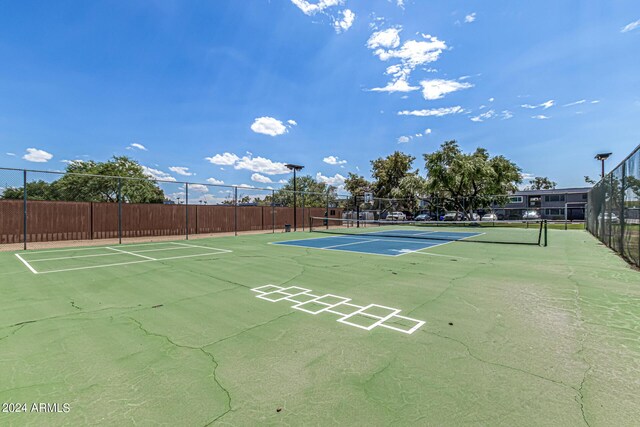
[370,151,416,198]
[272,175,337,207]
[343,173,372,197]
[527,176,557,190]
[391,174,428,213]
[56,157,165,203]
[423,141,521,218]
[1,180,61,200]
[1,157,166,203]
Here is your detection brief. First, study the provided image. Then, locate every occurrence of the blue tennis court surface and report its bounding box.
[272,229,482,256]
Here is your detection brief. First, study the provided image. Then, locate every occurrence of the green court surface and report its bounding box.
[1,229,639,425]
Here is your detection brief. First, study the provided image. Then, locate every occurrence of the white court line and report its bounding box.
[19,241,178,255]
[268,241,398,257]
[15,254,38,274]
[323,239,379,249]
[24,252,123,263]
[169,242,233,252]
[107,247,156,261]
[406,251,468,259]
[378,316,426,335]
[337,304,401,331]
[32,251,231,274]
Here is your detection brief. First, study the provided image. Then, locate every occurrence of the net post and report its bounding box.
[23,169,27,250]
[185,182,189,240]
[117,177,122,245]
[544,220,548,247]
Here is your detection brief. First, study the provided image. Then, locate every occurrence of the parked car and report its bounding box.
[414,214,430,222]
[597,212,620,224]
[386,211,407,221]
[468,212,481,221]
[443,211,462,221]
[481,213,498,221]
[523,210,541,220]
[401,211,414,221]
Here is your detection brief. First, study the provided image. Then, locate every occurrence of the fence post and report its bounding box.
[272,189,275,234]
[118,177,122,244]
[234,186,238,237]
[302,193,305,231]
[326,191,329,230]
[23,169,27,250]
[608,174,613,248]
[185,183,189,240]
[620,162,626,254]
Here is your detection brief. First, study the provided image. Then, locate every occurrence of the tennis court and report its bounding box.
[1,227,639,425]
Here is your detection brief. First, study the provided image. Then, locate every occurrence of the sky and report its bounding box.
[1,0,639,193]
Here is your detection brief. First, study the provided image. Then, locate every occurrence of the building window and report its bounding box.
[544,194,566,202]
[582,194,587,200]
[544,208,565,216]
[330,209,336,215]
[509,196,523,203]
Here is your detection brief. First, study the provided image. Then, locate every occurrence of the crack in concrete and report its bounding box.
[128,317,233,424]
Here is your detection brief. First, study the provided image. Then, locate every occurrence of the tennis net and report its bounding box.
[309,217,548,246]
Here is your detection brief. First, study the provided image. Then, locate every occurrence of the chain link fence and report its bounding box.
[0,168,347,250]
[586,144,640,267]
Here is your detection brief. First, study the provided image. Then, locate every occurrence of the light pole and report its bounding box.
[595,153,612,179]
[285,163,304,231]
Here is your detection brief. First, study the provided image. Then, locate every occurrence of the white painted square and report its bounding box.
[251,285,283,294]
[337,304,401,331]
[257,286,312,302]
[378,315,426,335]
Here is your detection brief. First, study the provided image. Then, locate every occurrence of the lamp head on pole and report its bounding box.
[594,153,611,161]
[285,164,304,172]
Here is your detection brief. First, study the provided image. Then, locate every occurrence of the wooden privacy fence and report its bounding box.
[0,200,343,244]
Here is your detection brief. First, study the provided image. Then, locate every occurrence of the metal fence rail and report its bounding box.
[586,144,640,267]
[0,167,345,250]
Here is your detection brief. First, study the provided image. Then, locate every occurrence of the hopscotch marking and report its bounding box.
[251,285,425,335]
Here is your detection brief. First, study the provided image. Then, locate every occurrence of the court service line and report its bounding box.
[106,247,157,261]
[24,252,123,263]
[323,239,380,249]
[169,242,233,252]
[18,241,177,255]
[15,254,38,274]
[34,251,231,274]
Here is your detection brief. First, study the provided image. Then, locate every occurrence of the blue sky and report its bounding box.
[1,0,639,192]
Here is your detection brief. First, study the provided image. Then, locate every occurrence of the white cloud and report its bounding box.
[464,13,476,23]
[367,27,401,49]
[127,143,147,151]
[234,155,290,175]
[238,184,252,188]
[278,179,288,184]
[488,97,495,102]
[141,166,176,181]
[501,110,513,120]
[206,177,224,185]
[591,100,600,104]
[205,152,239,165]
[425,128,432,134]
[287,119,297,126]
[333,9,355,33]
[521,100,554,110]
[251,173,273,183]
[419,78,473,100]
[397,136,411,143]
[189,184,209,193]
[563,99,586,107]
[290,0,342,16]
[532,115,550,120]
[316,172,346,187]
[6,152,15,156]
[470,110,496,122]
[250,116,288,136]
[621,19,640,33]
[169,166,193,176]
[323,156,347,165]
[367,29,448,95]
[61,159,85,164]
[369,76,419,93]
[398,106,464,117]
[23,148,53,163]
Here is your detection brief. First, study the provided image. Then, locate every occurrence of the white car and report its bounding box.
[481,213,498,221]
[386,212,407,221]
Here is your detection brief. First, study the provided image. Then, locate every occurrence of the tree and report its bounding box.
[1,157,166,203]
[584,176,597,185]
[1,180,61,200]
[527,176,556,190]
[272,175,338,207]
[370,151,416,198]
[343,173,372,196]
[391,174,428,213]
[423,140,521,218]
